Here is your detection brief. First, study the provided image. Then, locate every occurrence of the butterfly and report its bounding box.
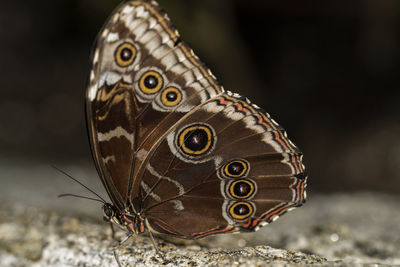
[85,0,307,244]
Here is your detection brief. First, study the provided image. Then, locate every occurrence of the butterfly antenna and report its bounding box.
[58,193,105,204]
[52,165,107,203]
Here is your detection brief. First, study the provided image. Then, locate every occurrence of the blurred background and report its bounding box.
[0,0,399,212]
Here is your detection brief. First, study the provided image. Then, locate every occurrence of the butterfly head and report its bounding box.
[102,203,145,234]
[102,203,121,224]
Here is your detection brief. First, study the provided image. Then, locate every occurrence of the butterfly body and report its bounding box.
[87,0,307,240]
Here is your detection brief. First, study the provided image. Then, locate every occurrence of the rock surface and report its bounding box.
[0,193,399,266]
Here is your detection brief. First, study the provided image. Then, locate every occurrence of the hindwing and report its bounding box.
[136,92,306,238]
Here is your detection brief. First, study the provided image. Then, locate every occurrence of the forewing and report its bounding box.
[86,0,223,210]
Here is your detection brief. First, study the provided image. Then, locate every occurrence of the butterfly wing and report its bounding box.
[86,0,223,211]
[137,92,306,238]
[86,0,307,237]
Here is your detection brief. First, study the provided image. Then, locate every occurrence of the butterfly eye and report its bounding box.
[222,159,249,178]
[139,71,164,94]
[229,179,256,199]
[102,204,114,221]
[228,201,254,221]
[177,123,215,157]
[161,87,182,107]
[115,42,137,67]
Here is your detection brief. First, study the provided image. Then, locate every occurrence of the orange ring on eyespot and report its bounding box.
[115,42,137,67]
[223,160,249,178]
[161,87,182,107]
[229,179,255,199]
[229,201,254,220]
[139,71,164,94]
[178,124,214,156]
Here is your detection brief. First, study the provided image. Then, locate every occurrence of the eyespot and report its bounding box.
[139,71,164,94]
[228,179,256,199]
[228,201,254,221]
[222,159,249,178]
[161,87,182,107]
[176,123,216,157]
[115,42,137,67]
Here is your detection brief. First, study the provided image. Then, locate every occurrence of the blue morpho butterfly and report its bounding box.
[62,0,307,265]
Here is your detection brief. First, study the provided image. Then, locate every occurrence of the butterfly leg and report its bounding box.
[113,249,123,267]
[148,230,160,254]
[149,230,167,264]
[120,232,133,245]
[109,221,116,239]
[112,232,133,267]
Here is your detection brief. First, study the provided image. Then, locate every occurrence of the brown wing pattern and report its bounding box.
[86,0,224,211]
[86,0,307,238]
[137,92,306,238]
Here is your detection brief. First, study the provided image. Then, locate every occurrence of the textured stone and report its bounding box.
[0,193,399,266]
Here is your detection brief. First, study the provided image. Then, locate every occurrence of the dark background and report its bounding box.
[1,0,399,196]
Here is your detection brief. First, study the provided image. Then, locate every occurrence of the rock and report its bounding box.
[0,203,324,266]
[0,192,399,266]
